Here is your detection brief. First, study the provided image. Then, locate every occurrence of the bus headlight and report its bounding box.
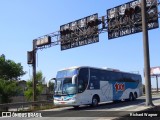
[68,96,76,101]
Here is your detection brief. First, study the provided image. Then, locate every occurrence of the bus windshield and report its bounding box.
[55,68,78,95]
[62,78,77,95]
[56,69,78,78]
[55,78,77,95]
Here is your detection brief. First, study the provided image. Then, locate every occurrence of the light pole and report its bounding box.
[32,40,37,102]
[141,0,154,106]
[32,37,51,101]
[156,75,159,92]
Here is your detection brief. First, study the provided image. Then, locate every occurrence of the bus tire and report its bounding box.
[134,92,138,100]
[91,95,99,107]
[129,93,134,101]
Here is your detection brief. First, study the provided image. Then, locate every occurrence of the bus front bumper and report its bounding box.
[54,100,78,106]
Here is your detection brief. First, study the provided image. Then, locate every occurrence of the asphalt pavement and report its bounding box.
[0,93,160,120]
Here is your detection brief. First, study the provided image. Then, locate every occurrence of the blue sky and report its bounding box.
[0,0,160,88]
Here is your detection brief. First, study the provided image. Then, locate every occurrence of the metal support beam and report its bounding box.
[141,0,154,106]
[32,40,37,102]
[28,0,160,102]
[156,76,159,92]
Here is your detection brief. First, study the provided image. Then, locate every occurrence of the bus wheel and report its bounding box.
[134,92,138,100]
[91,96,99,107]
[73,106,79,109]
[129,93,134,101]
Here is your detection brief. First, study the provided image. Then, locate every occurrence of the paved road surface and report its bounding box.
[0,94,160,120]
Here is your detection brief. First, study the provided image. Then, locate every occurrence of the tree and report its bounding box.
[0,55,26,80]
[0,54,25,105]
[48,81,54,94]
[0,79,21,103]
[24,71,45,101]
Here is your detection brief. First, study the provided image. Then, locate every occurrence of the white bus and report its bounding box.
[53,66,143,108]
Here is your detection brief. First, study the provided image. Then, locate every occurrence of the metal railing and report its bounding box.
[0,100,53,112]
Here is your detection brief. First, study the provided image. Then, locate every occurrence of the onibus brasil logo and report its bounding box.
[1,112,42,118]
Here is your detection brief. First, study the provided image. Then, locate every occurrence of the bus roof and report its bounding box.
[58,66,140,75]
[58,66,80,71]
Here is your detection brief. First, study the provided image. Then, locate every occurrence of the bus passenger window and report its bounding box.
[90,68,100,89]
[78,79,85,93]
[78,68,89,93]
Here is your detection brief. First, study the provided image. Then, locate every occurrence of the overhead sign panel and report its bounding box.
[107,0,159,39]
[27,51,33,64]
[150,67,160,76]
[36,36,51,47]
[60,13,99,50]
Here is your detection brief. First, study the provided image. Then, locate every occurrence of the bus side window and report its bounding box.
[110,72,117,81]
[137,75,142,82]
[90,68,100,89]
[133,75,141,82]
[78,68,89,93]
[99,70,106,81]
[103,70,111,81]
[123,73,130,82]
[109,72,121,81]
[100,70,111,81]
[78,79,85,93]
[123,73,137,82]
[116,72,123,82]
